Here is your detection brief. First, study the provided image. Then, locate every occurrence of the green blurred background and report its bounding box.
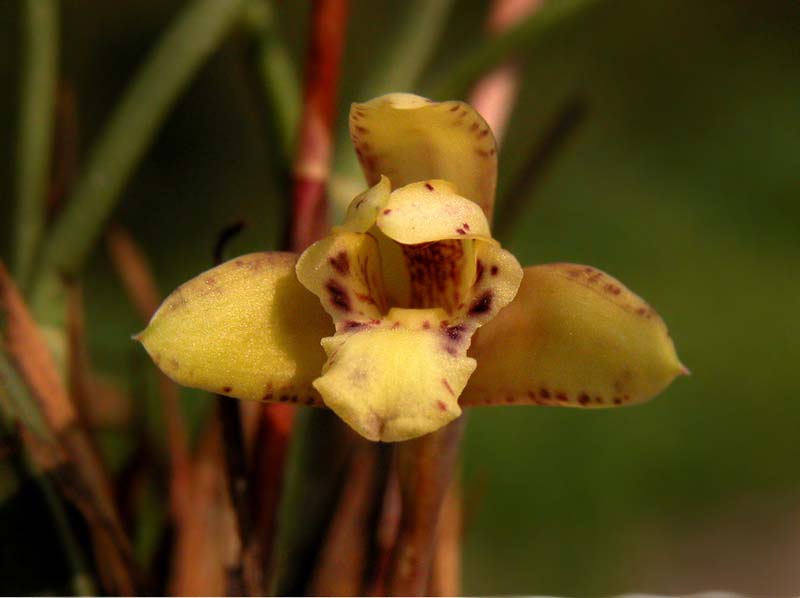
[2,0,800,594]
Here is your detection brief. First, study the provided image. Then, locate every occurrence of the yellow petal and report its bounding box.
[454,241,523,327]
[350,93,498,218]
[376,180,491,245]
[137,253,333,404]
[462,264,686,408]
[339,175,391,233]
[314,308,475,442]
[295,231,388,325]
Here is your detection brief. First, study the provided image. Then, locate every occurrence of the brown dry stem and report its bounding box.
[0,261,141,594]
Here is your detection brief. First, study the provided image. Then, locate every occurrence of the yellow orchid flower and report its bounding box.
[137,93,686,442]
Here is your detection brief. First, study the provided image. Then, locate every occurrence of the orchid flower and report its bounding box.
[137,93,686,442]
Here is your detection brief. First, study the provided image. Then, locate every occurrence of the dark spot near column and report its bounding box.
[262,393,273,401]
[222,386,232,393]
[382,208,392,215]
[468,291,493,315]
[470,122,479,132]
[325,280,351,312]
[422,320,431,330]
[490,265,499,276]
[478,129,489,138]
[342,320,366,331]
[463,223,470,231]
[556,392,568,402]
[505,395,515,403]
[578,393,591,405]
[279,395,289,402]
[304,397,316,406]
[329,251,350,275]
[425,182,434,191]
[436,400,448,411]
[455,227,467,235]
[539,388,551,399]
[594,396,603,404]
[449,105,459,112]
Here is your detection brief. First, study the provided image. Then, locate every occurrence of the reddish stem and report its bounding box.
[250,1,349,591]
[386,419,466,596]
[289,0,349,253]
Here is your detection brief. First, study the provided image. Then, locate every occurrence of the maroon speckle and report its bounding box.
[556,392,569,402]
[442,379,455,396]
[540,388,551,399]
[436,400,448,411]
[425,182,434,191]
[613,397,623,405]
[578,393,591,406]
[462,223,470,231]
[382,208,392,215]
[456,228,466,235]
[325,280,351,312]
[468,291,493,315]
[505,396,515,403]
[342,320,365,331]
[279,395,289,402]
[328,251,350,275]
[470,122,479,131]
[422,320,431,329]
[490,265,499,276]
[449,105,459,112]
[479,129,489,138]
[222,386,232,393]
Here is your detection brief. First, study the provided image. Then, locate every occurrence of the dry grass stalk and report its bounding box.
[428,478,463,596]
[310,440,380,595]
[0,261,140,594]
[105,225,191,517]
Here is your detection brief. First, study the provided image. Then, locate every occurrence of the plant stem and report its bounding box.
[287,0,349,252]
[30,0,247,321]
[36,473,97,596]
[387,418,466,596]
[243,0,301,167]
[493,96,587,240]
[430,0,599,100]
[14,0,59,288]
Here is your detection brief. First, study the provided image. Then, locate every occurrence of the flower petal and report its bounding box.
[455,240,523,327]
[462,264,686,407]
[313,308,475,442]
[376,180,491,244]
[295,231,388,325]
[339,175,391,233]
[137,253,333,405]
[350,93,498,218]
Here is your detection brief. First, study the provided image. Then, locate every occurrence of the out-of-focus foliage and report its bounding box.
[1,0,799,594]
